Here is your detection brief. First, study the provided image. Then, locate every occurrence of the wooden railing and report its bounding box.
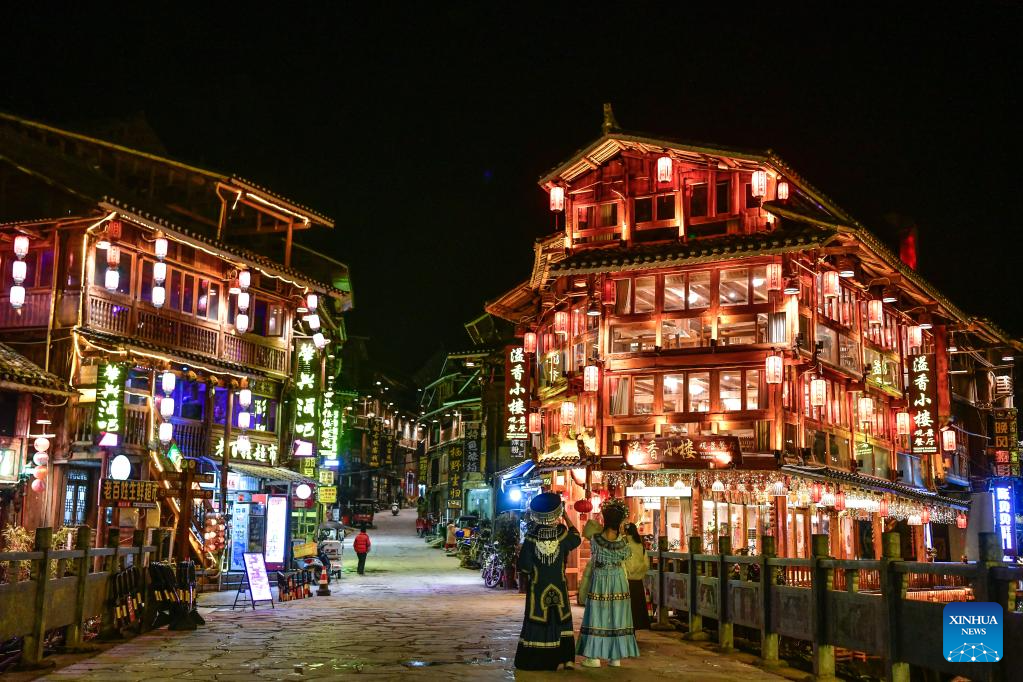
[222,334,287,374]
[0,291,51,327]
[123,404,149,449]
[645,532,1022,680]
[71,403,95,443]
[170,420,207,460]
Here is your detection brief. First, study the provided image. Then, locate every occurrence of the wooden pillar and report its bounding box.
[17,527,55,669]
[880,531,909,682]
[759,536,780,666]
[810,533,836,681]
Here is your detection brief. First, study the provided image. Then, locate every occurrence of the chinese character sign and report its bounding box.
[369,418,381,468]
[319,377,339,460]
[447,444,463,509]
[100,479,160,508]
[992,408,1019,478]
[993,483,1016,557]
[908,354,938,455]
[505,345,529,441]
[295,342,320,454]
[94,362,126,447]
[464,422,481,474]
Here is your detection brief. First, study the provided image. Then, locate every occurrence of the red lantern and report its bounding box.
[549,186,565,212]
[766,263,783,291]
[834,489,846,512]
[583,364,599,392]
[523,332,537,355]
[822,271,840,299]
[956,512,968,529]
[810,378,827,407]
[560,401,576,425]
[857,396,875,424]
[896,411,911,436]
[528,412,541,434]
[880,497,889,518]
[867,299,883,326]
[921,507,930,525]
[777,180,789,201]
[811,483,822,504]
[942,428,957,452]
[765,355,783,385]
[602,277,617,307]
[574,499,593,514]
[554,311,569,335]
[656,156,673,183]
[751,170,767,197]
[907,325,923,352]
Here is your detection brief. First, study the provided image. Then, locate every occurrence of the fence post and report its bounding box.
[810,533,836,681]
[98,527,123,641]
[63,526,97,652]
[759,536,780,666]
[973,532,1003,604]
[879,531,909,682]
[717,535,733,651]
[16,527,55,669]
[651,535,672,631]
[684,536,708,640]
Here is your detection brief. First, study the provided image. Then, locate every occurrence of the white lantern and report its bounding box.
[238,270,251,290]
[766,263,783,291]
[751,170,767,197]
[235,313,249,334]
[11,260,26,285]
[896,411,911,436]
[161,371,176,396]
[104,268,119,292]
[307,314,320,331]
[236,434,251,455]
[306,293,318,311]
[777,181,790,201]
[549,186,565,212]
[238,411,251,430]
[766,355,784,385]
[773,479,787,497]
[158,421,174,444]
[867,300,883,326]
[942,428,957,452]
[313,332,327,349]
[822,271,840,299]
[295,483,312,500]
[907,325,923,351]
[237,291,250,313]
[109,454,131,481]
[154,237,168,260]
[106,245,121,268]
[33,452,49,467]
[9,285,25,309]
[33,437,50,453]
[656,156,673,183]
[238,388,252,409]
[153,261,167,285]
[858,396,874,423]
[151,285,166,308]
[583,365,599,392]
[810,378,827,407]
[160,396,175,419]
[560,401,576,425]
[711,479,725,493]
[13,235,29,259]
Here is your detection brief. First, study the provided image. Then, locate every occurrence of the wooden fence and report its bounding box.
[0,526,169,670]
[645,532,1022,682]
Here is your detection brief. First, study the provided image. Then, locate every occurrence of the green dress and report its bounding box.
[577,534,640,660]
[514,524,582,670]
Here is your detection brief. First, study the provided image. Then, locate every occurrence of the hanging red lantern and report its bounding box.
[549,186,565,212]
[574,499,593,514]
[810,378,827,407]
[765,355,784,385]
[868,299,884,326]
[602,277,617,307]
[834,489,846,512]
[857,396,875,425]
[554,311,569,335]
[921,507,930,525]
[777,180,790,201]
[822,271,840,299]
[583,364,599,392]
[523,332,537,355]
[656,156,673,183]
[907,325,923,352]
[528,412,542,434]
[811,482,822,504]
[766,263,783,291]
[942,428,957,452]
[751,170,767,197]
[879,497,889,518]
[956,512,968,529]
[896,411,911,436]
[560,401,576,425]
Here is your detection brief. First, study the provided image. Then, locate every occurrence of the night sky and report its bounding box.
[3,6,1021,374]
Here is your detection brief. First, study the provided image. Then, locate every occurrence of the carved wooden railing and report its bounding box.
[170,420,207,460]
[87,296,130,335]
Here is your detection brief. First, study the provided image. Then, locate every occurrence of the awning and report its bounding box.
[497,460,535,491]
[781,464,969,510]
[228,462,319,487]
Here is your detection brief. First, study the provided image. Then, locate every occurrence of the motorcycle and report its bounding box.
[391,503,399,516]
[480,544,504,588]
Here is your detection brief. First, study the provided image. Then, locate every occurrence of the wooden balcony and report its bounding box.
[0,290,52,328]
[70,403,150,450]
[85,289,289,375]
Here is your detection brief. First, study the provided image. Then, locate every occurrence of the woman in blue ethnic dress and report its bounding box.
[577,498,640,667]
[514,492,582,671]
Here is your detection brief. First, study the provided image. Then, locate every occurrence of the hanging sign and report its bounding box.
[504,346,529,441]
[447,444,463,510]
[215,436,276,465]
[264,495,288,570]
[318,469,335,485]
[992,482,1017,557]
[384,429,395,467]
[619,436,742,470]
[294,342,320,456]
[320,376,339,461]
[991,408,1019,478]
[242,553,274,604]
[417,442,428,489]
[94,362,126,447]
[100,479,160,508]
[908,354,938,455]
[318,486,337,504]
[464,422,481,474]
[368,418,381,468]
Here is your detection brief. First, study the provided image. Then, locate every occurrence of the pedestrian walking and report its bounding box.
[623,523,651,630]
[353,526,371,575]
[415,516,426,537]
[577,498,639,668]
[513,492,581,672]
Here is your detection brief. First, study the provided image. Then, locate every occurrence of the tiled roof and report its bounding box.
[781,464,969,509]
[0,343,74,395]
[549,224,836,276]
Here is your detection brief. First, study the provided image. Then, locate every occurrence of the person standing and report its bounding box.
[623,523,651,630]
[353,526,371,575]
[514,492,581,672]
[577,498,640,667]
[415,516,426,538]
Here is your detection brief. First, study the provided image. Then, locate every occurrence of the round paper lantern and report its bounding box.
[834,489,846,511]
[574,499,593,514]
[30,479,45,493]
[238,270,251,290]
[11,260,26,285]
[154,237,168,260]
[158,421,174,443]
[307,314,321,331]
[306,293,319,311]
[295,483,312,500]
[160,396,175,419]
[583,365,599,392]
[942,428,957,452]
[857,396,874,423]
[235,313,249,334]
[560,401,576,425]
[237,292,250,313]
[33,437,50,453]
[109,454,131,481]
[811,482,822,504]
[879,497,889,518]
[656,156,673,183]
[907,325,923,351]
[151,285,166,308]
[10,285,25,309]
[238,411,251,430]
[896,411,911,436]
[750,170,767,197]
[528,412,542,434]
[33,466,47,480]
[13,235,30,259]
[956,512,967,529]
[313,332,327,349]
[867,300,884,326]
[236,434,251,455]
[810,378,827,407]
[766,263,783,291]
[238,389,252,409]
[777,180,790,201]
[33,452,48,467]
[162,371,176,396]
[554,311,569,335]
[822,271,840,299]
[711,479,725,493]
[153,261,167,285]
[104,268,119,292]
[921,507,930,525]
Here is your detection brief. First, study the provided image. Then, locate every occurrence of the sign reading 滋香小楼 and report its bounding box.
[908,354,937,455]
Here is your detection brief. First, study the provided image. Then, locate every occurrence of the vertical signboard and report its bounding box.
[992,481,1017,557]
[991,408,1019,478]
[294,342,320,455]
[908,354,937,455]
[447,444,463,510]
[369,418,381,468]
[504,345,529,441]
[464,421,481,474]
[95,362,126,447]
[384,429,395,467]
[230,502,251,570]
[417,442,428,490]
[264,495,289,570]
[320,375,339,463]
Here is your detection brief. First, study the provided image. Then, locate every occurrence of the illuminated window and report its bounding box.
[721,371,742,411]
[663,374,685,412]
[633,376,655,415]
[720,268,749,306]
[610,322,656,353]
[661,317,707,349]
[688,372,711,412]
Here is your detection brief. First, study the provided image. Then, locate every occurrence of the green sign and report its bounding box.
[295,341,320,453]
[320,375,339,459]
[95,362,126,447]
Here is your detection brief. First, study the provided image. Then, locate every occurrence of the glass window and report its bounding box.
[721,371,742,411]
[746,370,760,410]
[690,183,708,217]
[614,280,631,315]
[688,372,710,412]
[197,279,221,321]
[633,376,654,415]
[663,374,685,412]
[598,203,618,228]
[720,268,749,306]
[816,323,838,365]
[689,271,710,309]
[183,274,195,314]
[140,260,153,303]
[610,322,656,353]
[93,250,131,295]
[38,250,53,288]
[634,276,655,313]
[664,274,686,311]
[716,179,731,214]
[718,314,768,346]
[661,318,707,349]
[251,396,279,432]
[745,182,758,209]
[751,266,768,303]
[577,205,594,231]
[174,379,206,421]
[831,435,850,469]
[656,195,675,220]
[634,197,653,223]
[610,377,631,415]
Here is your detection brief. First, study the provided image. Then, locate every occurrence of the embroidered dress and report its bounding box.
[576,534,640,661]
[513,524,582,670]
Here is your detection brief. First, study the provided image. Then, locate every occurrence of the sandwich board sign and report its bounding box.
[233,552,274,610]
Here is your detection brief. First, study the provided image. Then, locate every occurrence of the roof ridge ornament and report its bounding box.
[602,103,620,135]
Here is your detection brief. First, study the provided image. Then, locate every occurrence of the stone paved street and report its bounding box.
[36,514,789,681]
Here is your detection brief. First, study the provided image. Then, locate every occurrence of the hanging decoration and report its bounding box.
[956,512,968,529]
[867,299,884,326]
[159,370,176,445]
[765,355,783,385]
[941,427,957,452]
[896,411,911,436]
[560,401,575,425]
[810,377,827,407]
[528,411,541,434]
[858,396,875,424]
[105,245,120,292]
[583,364,599,392]
[553,311,569,335]
[766,263,783,291]
[822,271,840,299]
[523,332,537,355]
[9,235,28,310]
[152,234,168,308]
[549,186,565,212]
[656,156,673,183]
[907,325,923,352]
[750,170,767,197]
[776,180,789,201]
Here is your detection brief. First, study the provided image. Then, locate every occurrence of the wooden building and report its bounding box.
[488,109,1021,568]
[0,113,351,566]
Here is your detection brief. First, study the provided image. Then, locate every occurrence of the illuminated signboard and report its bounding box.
[319,376,339,461]
[993,482,1017,557]
[464,421,481,473]
[908,354,937,455]
[447,443,463,510]
[991,408,1019,478]
[100,479,160,508]
[215,437,276,465]
[264,495,289,569]
[242,552,274,603]
[620,436,742,470]
[505,346,529,440]
[368,418,381,468]
[94,362,126,447]
[294,342,320,455]
[318,486,337,504]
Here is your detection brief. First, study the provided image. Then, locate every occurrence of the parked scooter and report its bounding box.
[391,503,400,516]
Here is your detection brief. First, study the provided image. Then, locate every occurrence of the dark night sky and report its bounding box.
[3,6,1021,374]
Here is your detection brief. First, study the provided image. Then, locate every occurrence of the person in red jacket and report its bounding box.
[415,516,426,538]
[353,527,371,574]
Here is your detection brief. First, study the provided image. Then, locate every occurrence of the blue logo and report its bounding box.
[943,602,1002,662]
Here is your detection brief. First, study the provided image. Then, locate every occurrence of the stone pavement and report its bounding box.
[33,513,791,681]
